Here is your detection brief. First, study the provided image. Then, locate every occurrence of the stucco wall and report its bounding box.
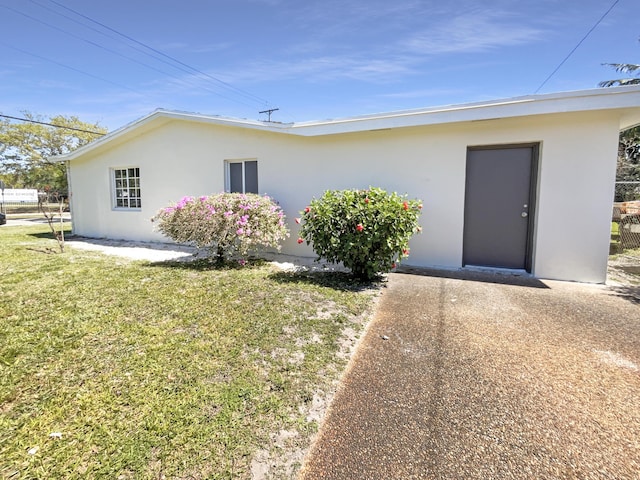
[68,111,620,283]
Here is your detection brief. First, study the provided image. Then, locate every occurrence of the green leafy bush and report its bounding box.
[153,193,289,263]
[298,187,422,280]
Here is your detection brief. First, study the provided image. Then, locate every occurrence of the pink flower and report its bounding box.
[356,224,364,232]
[403,249,409,255]
[224,211,233,217]
[403,201,409,211]
[365,197,370,204]
[236,228,244,235]
[199,196,207,202]
[418,204,423,210]
[176,196,194,209]
[304,207,311,213]
[238,259,247,266]
[297,238,304,244]
[295,217,301,224]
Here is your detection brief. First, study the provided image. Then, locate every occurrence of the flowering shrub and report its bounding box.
[298,187,422,280]
[152,193,289,263]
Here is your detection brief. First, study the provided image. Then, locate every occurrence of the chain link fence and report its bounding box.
[612,181,640,250]
[610,181,640,284]
[614,181,640,202]
[612,182,640,250]
[1,192,68,215]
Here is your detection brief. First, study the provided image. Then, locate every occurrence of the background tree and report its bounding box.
[613,126,640,201]
[0,113,106,194]
[599,44,640,200]
[617,126,640,179]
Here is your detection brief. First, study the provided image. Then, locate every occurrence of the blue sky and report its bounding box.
[1,0,639,130]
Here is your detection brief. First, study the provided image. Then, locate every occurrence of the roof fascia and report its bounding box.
[55,86,640,161]
[54,109,291,162]
[288,86,640,136]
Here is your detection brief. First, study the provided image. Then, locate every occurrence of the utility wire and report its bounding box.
[46,0,273,108]
[0,41,150,98]
[0,114,106,135]
[1,5,179,81]
[28,0,187,71]
[7,2,257,109]
[534,0,620,93]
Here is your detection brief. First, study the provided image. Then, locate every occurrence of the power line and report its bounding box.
[0,4,185,82]
[0,114,107,135]
[2,1,277,116]
[534,0,620,94]
[45,0,274,109]
[0,41,150,98]
[22,0,260,109]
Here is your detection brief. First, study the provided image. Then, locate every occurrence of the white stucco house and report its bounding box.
[55,86,640,283]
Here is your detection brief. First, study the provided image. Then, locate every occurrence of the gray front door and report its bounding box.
[463,145,537,271]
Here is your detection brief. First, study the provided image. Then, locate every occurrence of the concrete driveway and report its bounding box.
[300,270,640,479]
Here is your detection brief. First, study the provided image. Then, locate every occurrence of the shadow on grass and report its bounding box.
[610,242,622,256]
[25,224,72,241]
[618,265,640,277]
[147,257,268,272]
[28,231,63,240]
[269,270,382,292]
[150,258,381,292]
[608,285,640,305]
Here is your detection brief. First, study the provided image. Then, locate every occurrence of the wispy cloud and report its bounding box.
[378,88,467,100]
[245,0,284,6]
[217,3,545,87]
[0,69,17,78]
[158,42,233,54]
[403,10,543,55]
[219,54,416,84]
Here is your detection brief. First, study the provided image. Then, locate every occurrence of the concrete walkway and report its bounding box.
[299,270,640,479]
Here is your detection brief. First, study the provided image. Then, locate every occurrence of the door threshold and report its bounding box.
[463,265,531,276]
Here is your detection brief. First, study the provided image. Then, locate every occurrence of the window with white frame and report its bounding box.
[112,167,141,209]
[225,160,258,194]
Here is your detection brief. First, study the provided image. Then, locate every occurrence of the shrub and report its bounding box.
[298,187,422,280]
[153,193,289,263]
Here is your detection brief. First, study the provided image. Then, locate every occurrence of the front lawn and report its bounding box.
[0,225,376,479]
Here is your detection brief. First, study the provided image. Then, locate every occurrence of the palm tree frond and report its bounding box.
[612,63,640,74]
[599,78,640,88]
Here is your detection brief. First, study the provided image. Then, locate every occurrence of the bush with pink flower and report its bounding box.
[298,187,422,280]
[153,193,289,263]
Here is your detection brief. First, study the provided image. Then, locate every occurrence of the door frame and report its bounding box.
[463,143,540,273]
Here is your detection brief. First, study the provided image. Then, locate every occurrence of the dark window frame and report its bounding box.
[225,159,258,194]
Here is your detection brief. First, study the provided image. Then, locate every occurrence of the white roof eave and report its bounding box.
[288,86,640,135]
[54,85,640,162]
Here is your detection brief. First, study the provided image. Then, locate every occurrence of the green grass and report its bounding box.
[0,225,377,479]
